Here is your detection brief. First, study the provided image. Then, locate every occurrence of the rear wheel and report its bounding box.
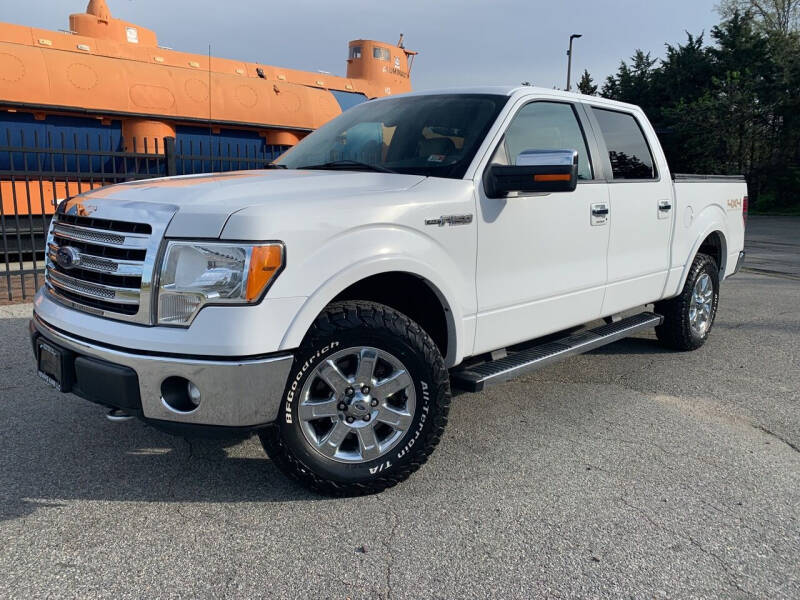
[260,300,451,495]
[655,253,719,351]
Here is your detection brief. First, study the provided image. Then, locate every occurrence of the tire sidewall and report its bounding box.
[278,324,440,484]
[684,257,720,344]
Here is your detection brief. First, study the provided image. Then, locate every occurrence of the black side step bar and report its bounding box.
[451,312,663,392]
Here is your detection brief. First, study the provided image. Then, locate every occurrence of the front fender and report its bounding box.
[275,225,473,367]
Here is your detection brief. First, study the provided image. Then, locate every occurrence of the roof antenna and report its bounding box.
[397,33,405,48]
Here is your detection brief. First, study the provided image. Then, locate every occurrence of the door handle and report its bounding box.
[658,200,672,211]
[590,203,609,226]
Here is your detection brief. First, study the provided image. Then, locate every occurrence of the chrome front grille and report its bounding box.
[45,212,157,322]
[47,269,141,304]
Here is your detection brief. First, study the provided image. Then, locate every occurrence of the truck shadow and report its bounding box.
[0,319,332,522]
[587,336,671,356]
[0,319,677,522]
[0,422,327,522]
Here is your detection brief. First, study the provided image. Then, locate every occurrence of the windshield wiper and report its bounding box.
[264,163,287,169]
[297,160,397,174]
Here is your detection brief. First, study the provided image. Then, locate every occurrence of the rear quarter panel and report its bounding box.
[665,180,747,297]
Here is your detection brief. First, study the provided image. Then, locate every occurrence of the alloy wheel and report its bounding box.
[297,346,416,463]
[689,273,714,336]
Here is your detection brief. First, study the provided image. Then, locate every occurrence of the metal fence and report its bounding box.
[0,131,285,303]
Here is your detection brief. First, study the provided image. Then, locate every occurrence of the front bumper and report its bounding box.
[30,314,294,430]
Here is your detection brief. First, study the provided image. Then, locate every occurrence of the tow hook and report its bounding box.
[106,408,134,422]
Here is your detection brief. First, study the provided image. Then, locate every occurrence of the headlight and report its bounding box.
[157,241,283,325]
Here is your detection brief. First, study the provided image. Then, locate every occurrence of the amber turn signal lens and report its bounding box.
[533,174,571,182]
[246,245,283,301]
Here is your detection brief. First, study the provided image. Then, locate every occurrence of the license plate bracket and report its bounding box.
[37,339,72,392]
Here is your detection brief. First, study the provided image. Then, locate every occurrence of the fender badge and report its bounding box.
[425,214,473,227]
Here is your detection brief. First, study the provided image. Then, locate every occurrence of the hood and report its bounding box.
[74,170,426,237]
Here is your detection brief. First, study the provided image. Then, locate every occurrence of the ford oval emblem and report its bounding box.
[55,246,82,270]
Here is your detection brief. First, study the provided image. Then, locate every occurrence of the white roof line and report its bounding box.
[376,85,643,112]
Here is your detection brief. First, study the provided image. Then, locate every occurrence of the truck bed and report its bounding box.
[672,173,747,182]
[668,174,747,294]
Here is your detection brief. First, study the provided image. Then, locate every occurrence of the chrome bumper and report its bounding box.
[31,314,294,428]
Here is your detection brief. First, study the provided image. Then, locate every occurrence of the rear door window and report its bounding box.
[592,108,656,180]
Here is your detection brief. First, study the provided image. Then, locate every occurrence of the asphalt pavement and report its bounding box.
[742,216,800,279]
[0,219,797,599]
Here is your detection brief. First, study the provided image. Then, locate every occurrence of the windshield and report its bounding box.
[275,94,509,179]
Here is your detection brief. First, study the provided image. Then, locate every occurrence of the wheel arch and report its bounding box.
[279,257,465,367]
[675,228,727,294]
[672,204,729,294]
[331,272,452,361]
[697,230,727,274]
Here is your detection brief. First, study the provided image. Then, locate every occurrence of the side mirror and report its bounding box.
[484,149,579,198]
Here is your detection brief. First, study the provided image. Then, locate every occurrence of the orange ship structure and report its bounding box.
[0,0,417,219]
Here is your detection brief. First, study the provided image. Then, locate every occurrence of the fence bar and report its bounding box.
[1,132,282,302]
[20,131,39,292]
[0,178,12,301]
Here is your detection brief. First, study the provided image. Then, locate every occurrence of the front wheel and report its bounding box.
[260,301,451,495]
[655,253,720,351]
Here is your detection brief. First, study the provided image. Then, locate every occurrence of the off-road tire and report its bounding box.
[655,253,720,351]
[259,300,451,495]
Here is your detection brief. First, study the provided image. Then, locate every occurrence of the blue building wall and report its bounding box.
[0,112,289,175]
[174,125,286,173]
[0,112,123,173]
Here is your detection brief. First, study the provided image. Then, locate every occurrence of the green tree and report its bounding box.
[577,70,598,95]
[646,32,717,170]
[601,50,659,113]
[600,9,800,213]
[653,33,715,106]
[709,11,773,177]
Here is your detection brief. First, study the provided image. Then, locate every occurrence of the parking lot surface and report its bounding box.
[1,219,798,599]
[743,216,800,279]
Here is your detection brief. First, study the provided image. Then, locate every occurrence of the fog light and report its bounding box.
[187,381,201,407]
[161,376,201,413]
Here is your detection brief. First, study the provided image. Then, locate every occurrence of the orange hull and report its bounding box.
[0,1,415,147]
[0,1,418,220]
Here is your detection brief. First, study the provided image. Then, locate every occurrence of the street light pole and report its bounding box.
[566,33,582,91]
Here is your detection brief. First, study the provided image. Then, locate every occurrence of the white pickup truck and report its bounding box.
[31,86,747,494]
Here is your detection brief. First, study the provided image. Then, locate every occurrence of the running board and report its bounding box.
[451,312,663,392]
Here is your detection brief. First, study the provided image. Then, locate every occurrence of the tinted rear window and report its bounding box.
[592,108,656,180]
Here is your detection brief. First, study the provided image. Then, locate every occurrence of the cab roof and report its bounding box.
[385,85,644,114]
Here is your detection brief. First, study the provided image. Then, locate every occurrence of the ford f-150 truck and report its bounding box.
[30,86,747,494]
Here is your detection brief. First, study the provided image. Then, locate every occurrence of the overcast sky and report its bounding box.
[5,0,721,91]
